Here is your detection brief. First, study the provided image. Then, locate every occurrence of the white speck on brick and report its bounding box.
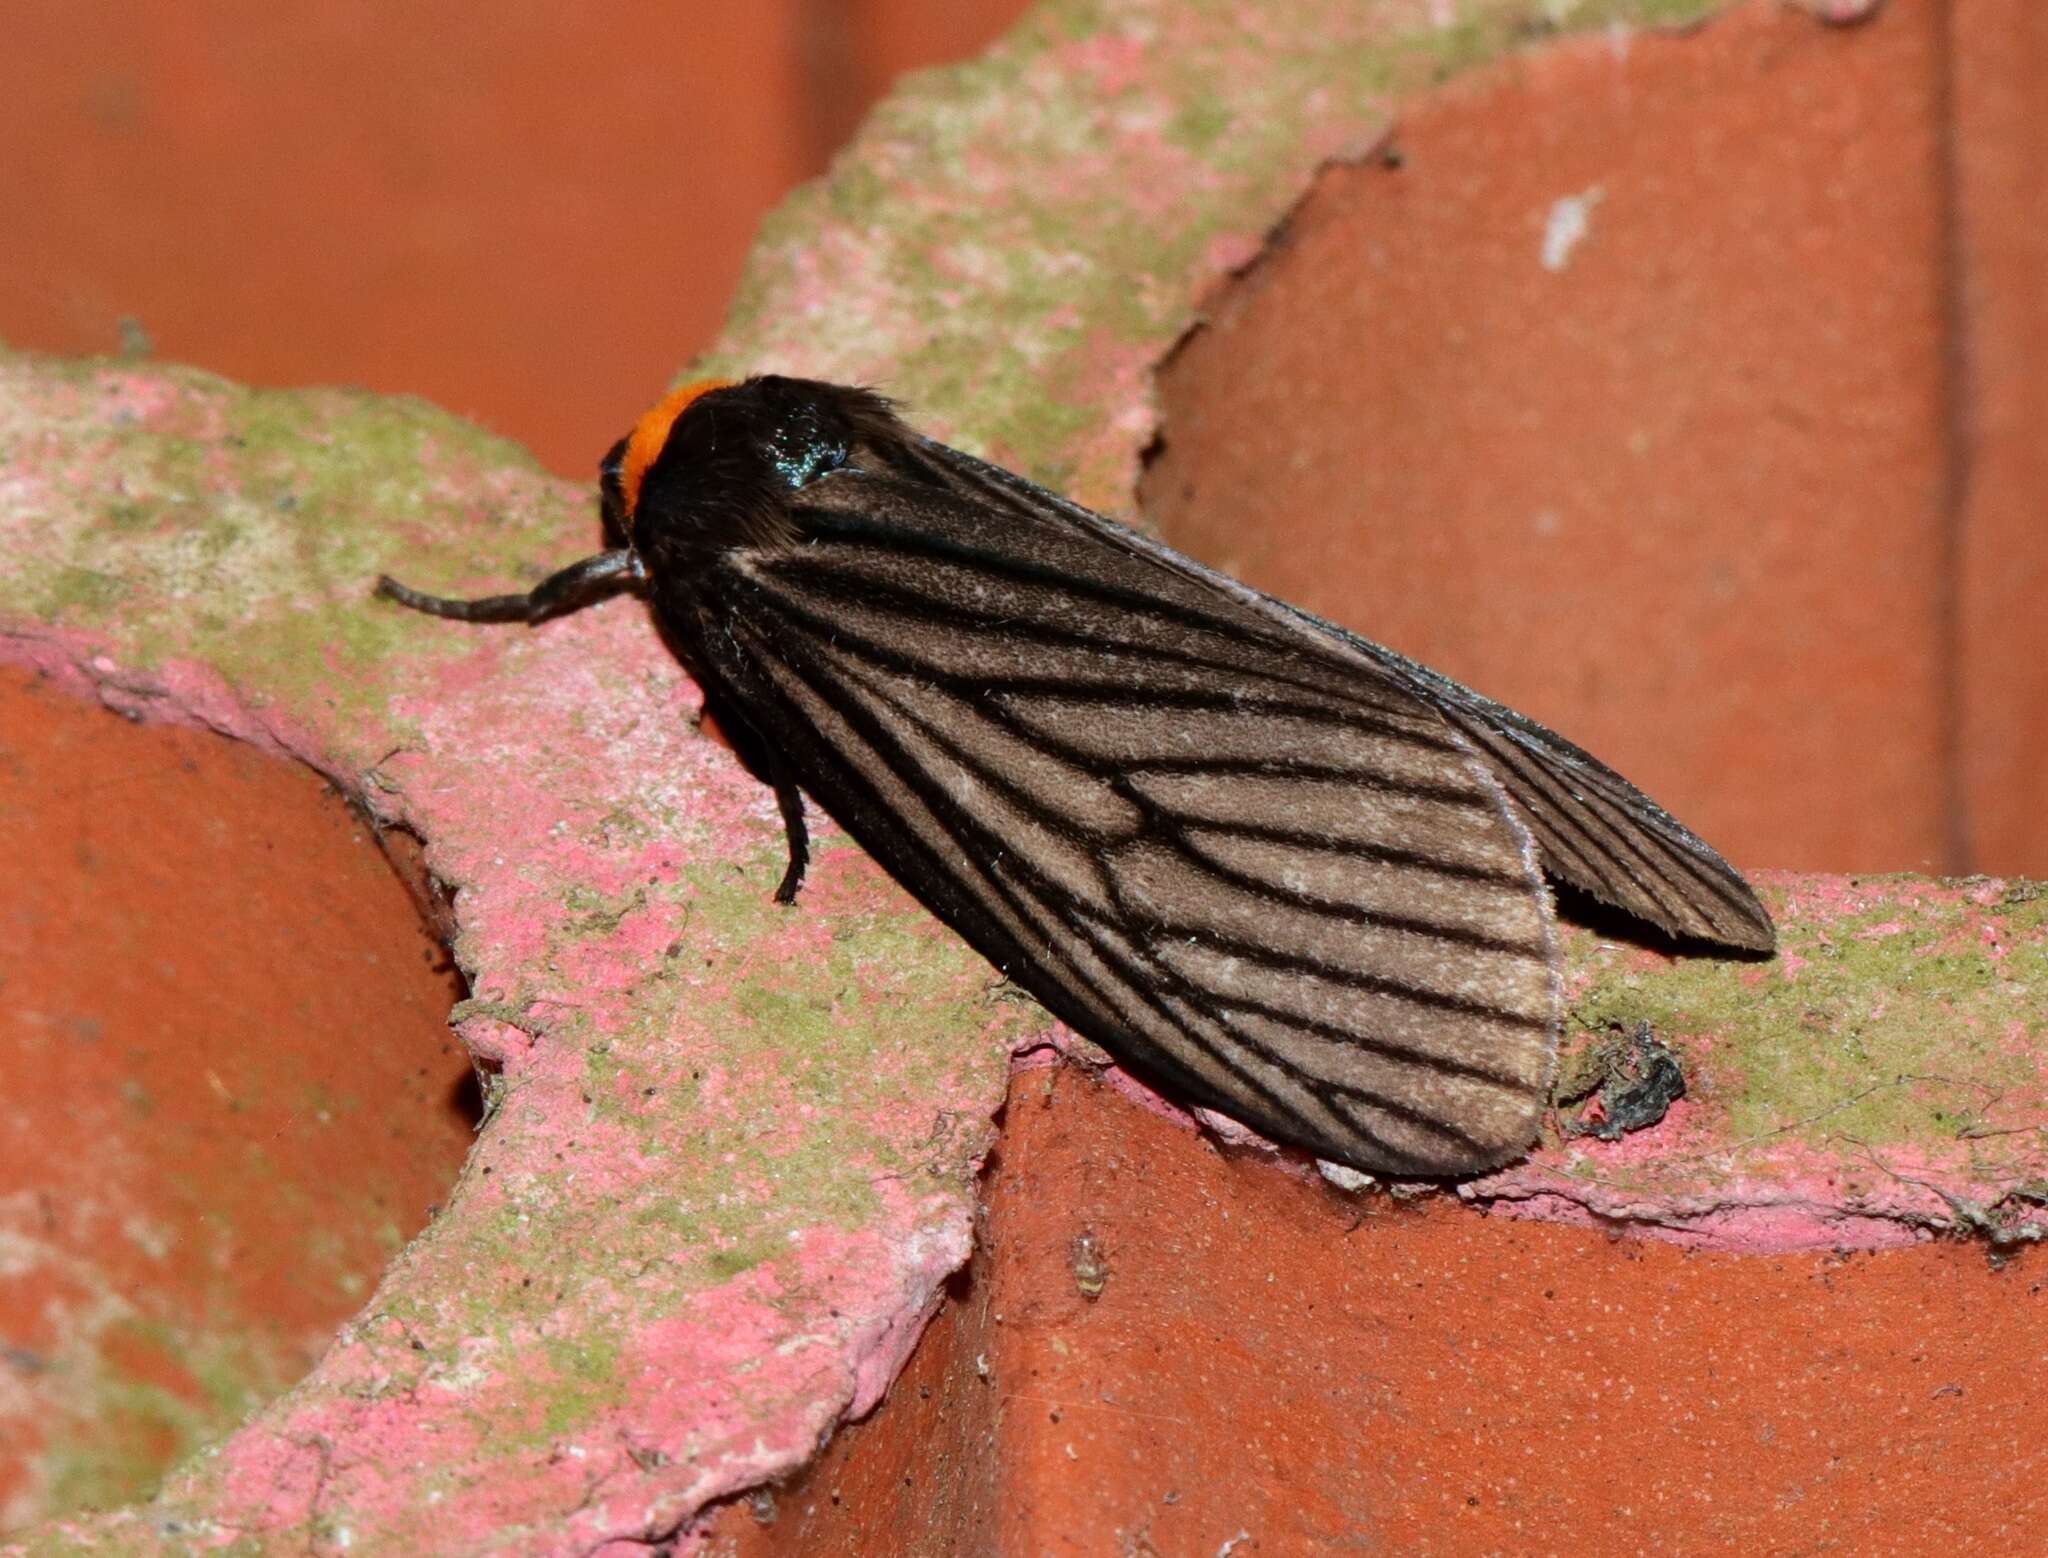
[1541,187,1604,272]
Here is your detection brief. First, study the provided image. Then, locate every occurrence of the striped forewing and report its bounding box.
[898,435,1777,954]
[703,474,1564,1175]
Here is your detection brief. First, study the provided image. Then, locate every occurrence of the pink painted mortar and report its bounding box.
[1,0,2032,1552]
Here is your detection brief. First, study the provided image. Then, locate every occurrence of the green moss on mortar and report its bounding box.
[3,352,589,729]
[370,829,1016,1350]
[1568,886,2047,1149]
[551,843,1027,1287]
[535,1330,627,1441]
[557,885,652,939]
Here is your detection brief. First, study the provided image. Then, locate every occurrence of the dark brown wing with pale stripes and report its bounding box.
[696,468,1564,1175]
[896,437,1777,954]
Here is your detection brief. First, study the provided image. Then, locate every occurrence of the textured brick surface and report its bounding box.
[710,1065,2048,1555]
[0,666,475,1529]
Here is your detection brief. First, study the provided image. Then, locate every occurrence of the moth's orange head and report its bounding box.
[601,377,733,534]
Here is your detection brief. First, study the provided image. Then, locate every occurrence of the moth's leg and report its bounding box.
[699,698,810,904]
[376,550,646,625]
[770,778,809,905]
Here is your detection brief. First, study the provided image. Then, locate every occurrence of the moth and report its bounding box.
[377,375,1773,1178]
